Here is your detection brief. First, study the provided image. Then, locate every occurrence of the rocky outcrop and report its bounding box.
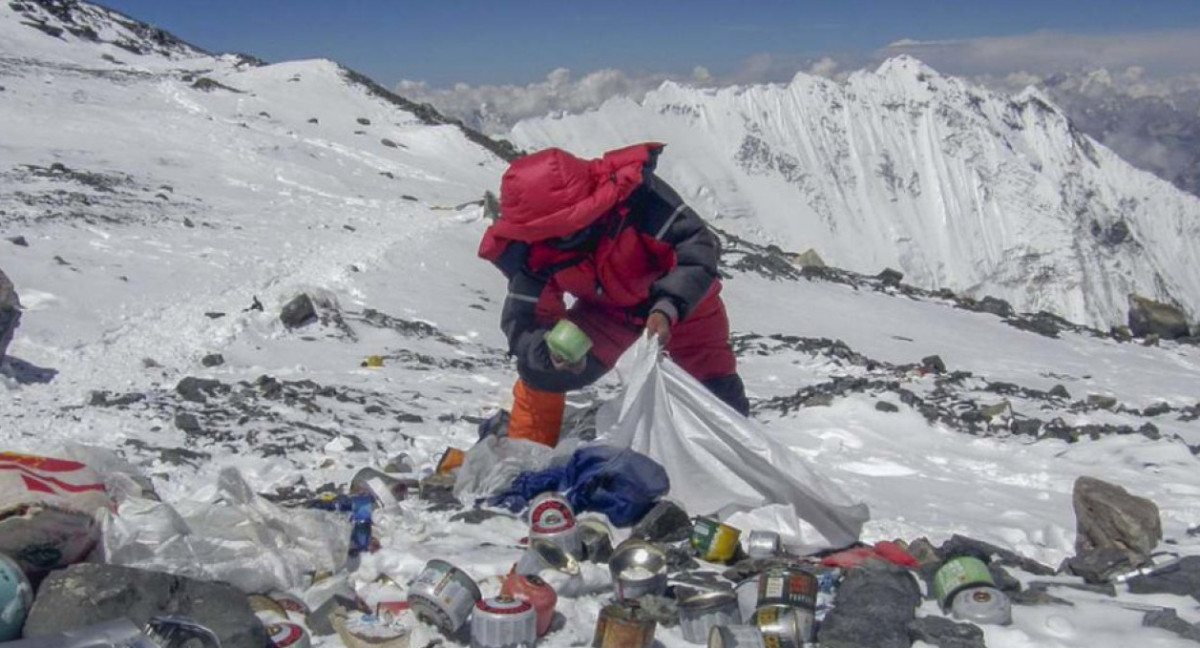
[1128,294,1190,340]
[0,268,20,363]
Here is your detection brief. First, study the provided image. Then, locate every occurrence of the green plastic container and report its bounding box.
[933,556,996,609]
[546,320,592,364]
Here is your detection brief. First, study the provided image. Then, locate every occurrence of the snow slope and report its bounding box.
[510,58,1200,330]
[2,3,1200,646]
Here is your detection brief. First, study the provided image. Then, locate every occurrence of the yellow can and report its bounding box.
[690,517,742,563]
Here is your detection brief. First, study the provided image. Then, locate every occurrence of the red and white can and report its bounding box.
[528,492,582,558]
[501,569,558,637]
[266,622,311,648]
[470,596,538,648]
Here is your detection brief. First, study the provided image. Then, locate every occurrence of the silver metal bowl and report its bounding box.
[609,539,669,601]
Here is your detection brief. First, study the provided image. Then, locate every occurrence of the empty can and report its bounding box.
[470,596,538,648]
[265,622,311,648]
[691,517,741,563]
[708,625,766,648]
[529,491,583,558]
[933,556,996,610]
[408,559,482,633]
[756,568,817,611]
[751,604,811,648]
[501,571,558,637]
[745,531,781,559]
[592,601,656,648]
[678,590,742,644]
[950,586,1012,626]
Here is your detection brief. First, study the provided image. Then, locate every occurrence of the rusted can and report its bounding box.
[678,590,742,644]
[266,622,312,648]
[407,559,482,633]
[592,601,656,648]
[691,517,741,563]
[751,604,811,648]
[470,596,538,648]
[708,625,766,648]
[528,491,583,558]
[745,531,781,559]
[501,570,558,637]
[756,568,817,611]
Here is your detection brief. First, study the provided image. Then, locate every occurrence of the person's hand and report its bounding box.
[645,310,672,346]
[549,351,587,374]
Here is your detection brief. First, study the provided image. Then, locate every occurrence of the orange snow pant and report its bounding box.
[508,378,567,447]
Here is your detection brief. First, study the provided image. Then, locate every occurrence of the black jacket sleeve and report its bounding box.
[630,173,720,322]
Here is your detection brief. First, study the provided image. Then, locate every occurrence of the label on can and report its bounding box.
[752,605,810,648]
[408,560,481,632]
[530,494,576,533]
[691,517,741,563]
[933,556,996,608]
[757,569,817,610]
[950,586,1012,626]
[709,625,767,648]
[267,623,310,648]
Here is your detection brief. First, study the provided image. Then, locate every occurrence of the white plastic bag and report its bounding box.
[453,435,577,504]
[101,467,349,593]
[596,337,869,552]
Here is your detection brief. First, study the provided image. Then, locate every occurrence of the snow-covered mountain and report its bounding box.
[3,3,1200,647]
[510,59,1200,329]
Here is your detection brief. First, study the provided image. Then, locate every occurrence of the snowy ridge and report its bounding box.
[510,56,1200,329]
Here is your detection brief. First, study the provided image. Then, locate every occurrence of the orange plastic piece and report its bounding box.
[436,447,466,474]
[508,379,566,447]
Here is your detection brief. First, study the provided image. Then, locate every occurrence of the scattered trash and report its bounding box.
[470,595,538,648]
[579,517,614,563]
[500,570,557,637]
[745,531,781,560]
[692,517,741,563]
[678,590,741,644]
[933,556,997,611]
[0,452,111,575]
[949,586,1012,626]
[143,616,221,648]
[437,447,466,475]
[610,538,668,602]
[708,624,766,647]
[407,559,481,634]
[362,355,384,368]
[528,491,583,558]
[265,622,311,648]
[545,319,592,364]
[593,600,657,648]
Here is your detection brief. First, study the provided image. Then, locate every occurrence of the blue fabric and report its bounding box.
[490,445,669,527]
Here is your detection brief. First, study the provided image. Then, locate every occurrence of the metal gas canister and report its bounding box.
[528,491,583,558]
[592,601,656,648]
[745,531,781,559]
[755,568,817,611]
[751,604,811,648]
[265,622,312,648]
[470,596,538,648]
[950,586,1012,626]
[708,624,767,648]
[933,556,996,610]
[501,570,558,637]
[677,590,742,644]
[407,559,482,633]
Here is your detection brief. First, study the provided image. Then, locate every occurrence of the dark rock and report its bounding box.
[1189,525,1200,537]
[1086,394,1118,410]
[1126,556,1200,602]
[1025,580,1115,597]
[7,236,28,247]
[201,353,224,367]
[1128,294,1190,340]
[974,296,1014,318]
[1143,608,1200,643]
[183,217,195,228]
[0,268,20,363]
[1142,402,1172,417]
[356,117,371,125]
[987,564,1022,594]
[1066,547,1136,584]
[631,500,692,543]
[818,563,922,648]
[419,474,461,511]
[280,293,317,329]
[877,268,904,287]
[876,401,900,413]
[1012,418,1042,437]
[1048,384,1071,399]
[449,508,510,524]
[1073,476,1162,561]
[1009,584,1073,607]
[204,311,225,319]
[1007,312,1062,338]
[175,376,229,404]
[921,355,947,374]
[907,615,986,648]
[174,412,202,433]
[23,563,266,648]
[1139,423,1161,440]
[937,535,1056,576]
[380,138,399,148]
[1111,325,1133,342]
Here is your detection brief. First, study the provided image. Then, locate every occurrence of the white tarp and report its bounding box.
[597,337,869,552]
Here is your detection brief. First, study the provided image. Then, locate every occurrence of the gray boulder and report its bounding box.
[1143,608,1200,643]
[1127,294,1190,340]
[0,268,20,363]
[818,563,922,648]
[280,293,317,328]
[23,563,266,648]
[908,615,986,648]
[1073,476,1162,562]
[1126,556,1200,602]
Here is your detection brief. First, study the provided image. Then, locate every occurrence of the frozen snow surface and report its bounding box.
[2,2,1199,646]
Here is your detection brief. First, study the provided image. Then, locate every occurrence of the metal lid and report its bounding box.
[679,590,739,611]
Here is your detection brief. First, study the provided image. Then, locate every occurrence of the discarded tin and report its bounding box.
[265,622,312,648]
[610,538,669,601]
[579,517,615,563]
[756,568,817,611]
[933,556,996,610]
[470,596,538,648]
[268,591,311,620]
[363,355,384,368]
[950,586,1012,626]
[546,319,593,365]
[249,594,289,623]
[751,604,810,648]
[375,601,409,624]
[350,467,415,509]
[745,531,781,559]
[593,601,656,648]
[516,538,581,578]
[529,491,583,558]
[501,570,558,637]
[678,590,742,644]
[708,625,767,648]
[408,559,482,633]
[734,576,760,622]
[144,616,222,648]
[1110,552,1183,585]
[691,517,741,563]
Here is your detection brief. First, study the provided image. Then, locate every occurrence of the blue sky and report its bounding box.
[99,1,1200,87]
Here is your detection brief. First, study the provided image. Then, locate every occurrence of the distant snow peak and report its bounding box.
[4,0,206,60]
[510,56,1200,328]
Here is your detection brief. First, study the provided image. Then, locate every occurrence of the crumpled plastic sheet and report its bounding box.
[596,337,870,553]
[453,435,578,504]
[100,467,349,593]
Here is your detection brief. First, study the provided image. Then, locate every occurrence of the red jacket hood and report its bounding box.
[479,143,663,260]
